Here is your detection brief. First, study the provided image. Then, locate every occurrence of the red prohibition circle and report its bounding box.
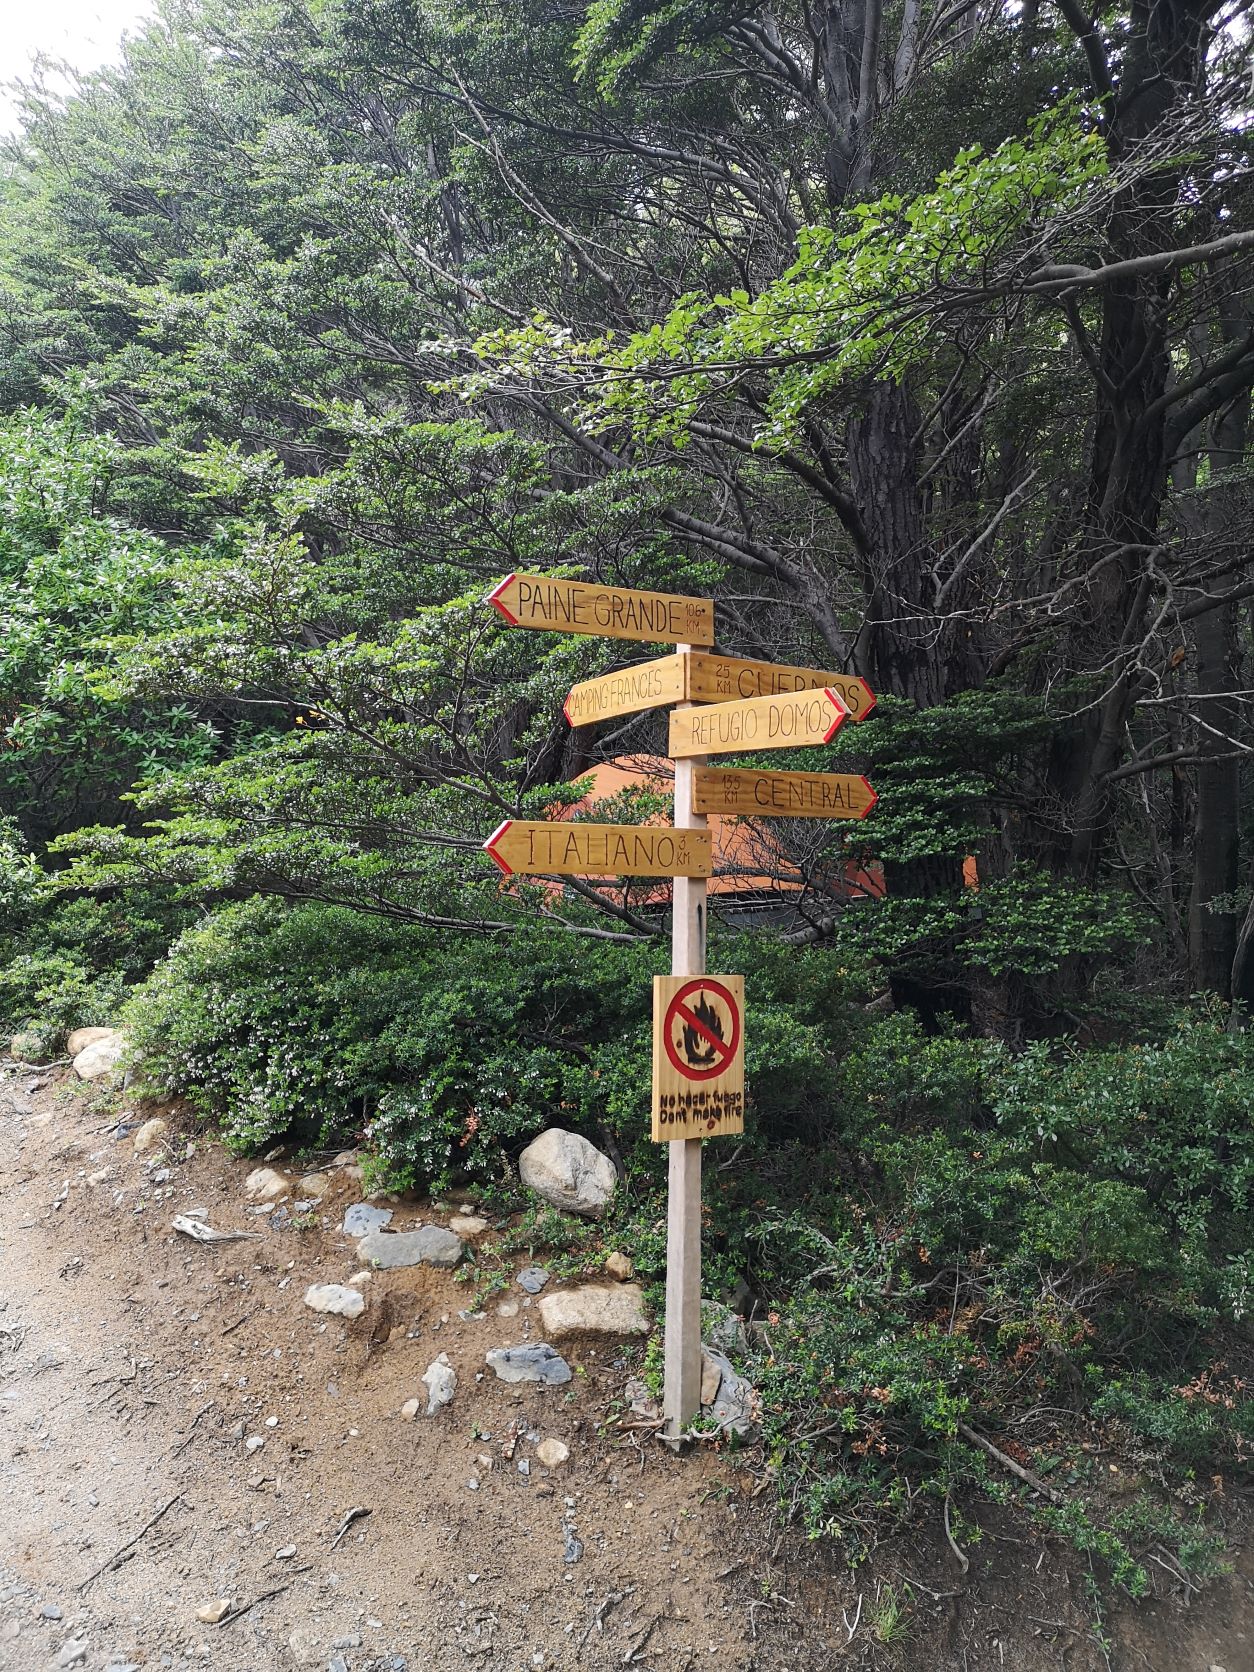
[663,978,741,1081]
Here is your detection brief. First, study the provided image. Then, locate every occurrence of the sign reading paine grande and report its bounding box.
[669,687,849,758]
[489,574,715,647]
[483,819,713,878]
[693,766,878,819]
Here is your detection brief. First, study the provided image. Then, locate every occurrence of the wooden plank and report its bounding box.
[652,974,745,1142]
[692,766,878,819]
[488,573,715,646]
[563,653,686,726]
[685,651,876,722]
[483,819,711,878]
[669,687,847,759]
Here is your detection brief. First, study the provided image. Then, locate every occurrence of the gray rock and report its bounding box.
[327,1660,349,1672]
[342,1202,393,1236]
[422,1353,457,1414]
[304,1283,367,1320]
[703,1346,759,1439]
[73,1033,127,1081]
[56,1641,88,1669]
[516,1264,549,1294]
[357,1224,462,1269]
[518,1128,616,1218]
[538,1284,648,1340]
[288,1626,323,1664]
[449,1213,488,1237]
[485,1343,573,1386]
[702,1299,749,1357]
[561,1522,584,1565]
[39,1605,64,1620]
[331,1634,363,1650]
[132,1117,168,1155]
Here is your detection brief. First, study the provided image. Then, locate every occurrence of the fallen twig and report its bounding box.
[577,1589,624,1650]
[221,1309,258,1337]
[957,1422,1063,1504]
[217,1581,291,1627]
[329,1505,371,1549]
[170,1401,215,1458]
[943,1491,970,1575]
[78,1494,184,1590]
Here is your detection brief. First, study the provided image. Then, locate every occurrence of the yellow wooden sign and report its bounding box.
[652,975,745,1141]
[685,652,876,722]
[669,687,848,759]
[692,767,877,819]
[563,653,686,726]
[483,820,712,878]
[488,574,715,646]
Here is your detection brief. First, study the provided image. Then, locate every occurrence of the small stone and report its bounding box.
[56,1641,89,1669]
[605,1251,633,1282]
[422,1352,457,1415]
[485,1343,573,1386]
[132,1118,168,1155]
[356,1225,463,1270]
[496,1299,519,1318]
[700,1349,723,1407]
[39,1605,64,1620]
[561,1523,584,1565]
[303,1283,366,1320]
[536,1439,569,1468]
[294,1172,328,1199]
[467,1478,480,1491]
[704,1346,759,1439]
[327,1659,349,1672]
[86,1168,111,1185]
[287,1626,322,1664]
[331,1636,363,1651]
[245,1435,265,1453]
[400,1398,421,1421]
[342,1202,392,1236]
[265,1415,279,1428]
[467,1572,480,1584]
[243,1166,288,1203]
[195,1601,230,1624]
[275,1544,297,1559]
[516,1264,549,1294]
[537,1284,648,1340]
[449,1213,488,1237]
[347,1270,373,1288]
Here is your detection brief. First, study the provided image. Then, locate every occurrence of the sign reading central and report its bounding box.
[652,975,745,1141]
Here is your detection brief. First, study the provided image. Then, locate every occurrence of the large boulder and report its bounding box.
[518,1128,616,1219]
[72,1032,127,1081]
[66,1026,115,1058]
[538,1283,648,1340]
[244,1166,289,1202]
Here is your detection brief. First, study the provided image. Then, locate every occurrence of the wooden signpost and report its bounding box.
[669,686,848,758]
[692,767,878,820]
[489,573,715,646]
[482,572,878,1438]
[482,819,712,878]
[562,650,876,728]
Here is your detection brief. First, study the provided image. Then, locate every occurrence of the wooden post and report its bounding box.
[664,655,706,1436]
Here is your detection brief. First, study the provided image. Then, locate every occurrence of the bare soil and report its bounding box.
[0,1062,1250,1672]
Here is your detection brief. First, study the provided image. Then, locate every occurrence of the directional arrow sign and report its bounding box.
[669,687,848,759]
[692,767,877,819]
[488,574,715,646]
[563,653,686,726]
[483,820,712,878]
[685,652,876,723]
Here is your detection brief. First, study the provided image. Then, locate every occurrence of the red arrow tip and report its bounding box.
[821,688,850,743]
[858,776,878,818]
[483,819,515,875]
[487,574,519,626]
[858,680,878,719]
[562,693,573,727]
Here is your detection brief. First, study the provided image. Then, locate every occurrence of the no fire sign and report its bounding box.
[651,975,745,1142]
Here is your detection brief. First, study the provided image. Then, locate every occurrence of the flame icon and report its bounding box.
[681,990,724,1068]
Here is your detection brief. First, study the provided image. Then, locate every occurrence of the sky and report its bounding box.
[0,0,156,135]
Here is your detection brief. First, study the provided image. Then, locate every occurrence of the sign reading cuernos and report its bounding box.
[488,574,715,646]
[563,653,686,726]
[692,767,877,819]
[652,975,745,1141]
[669,688,848,758]
[483,820,712,878]
[686,652,876,722]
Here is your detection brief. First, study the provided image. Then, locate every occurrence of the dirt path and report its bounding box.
[0,1062,1250,1672]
